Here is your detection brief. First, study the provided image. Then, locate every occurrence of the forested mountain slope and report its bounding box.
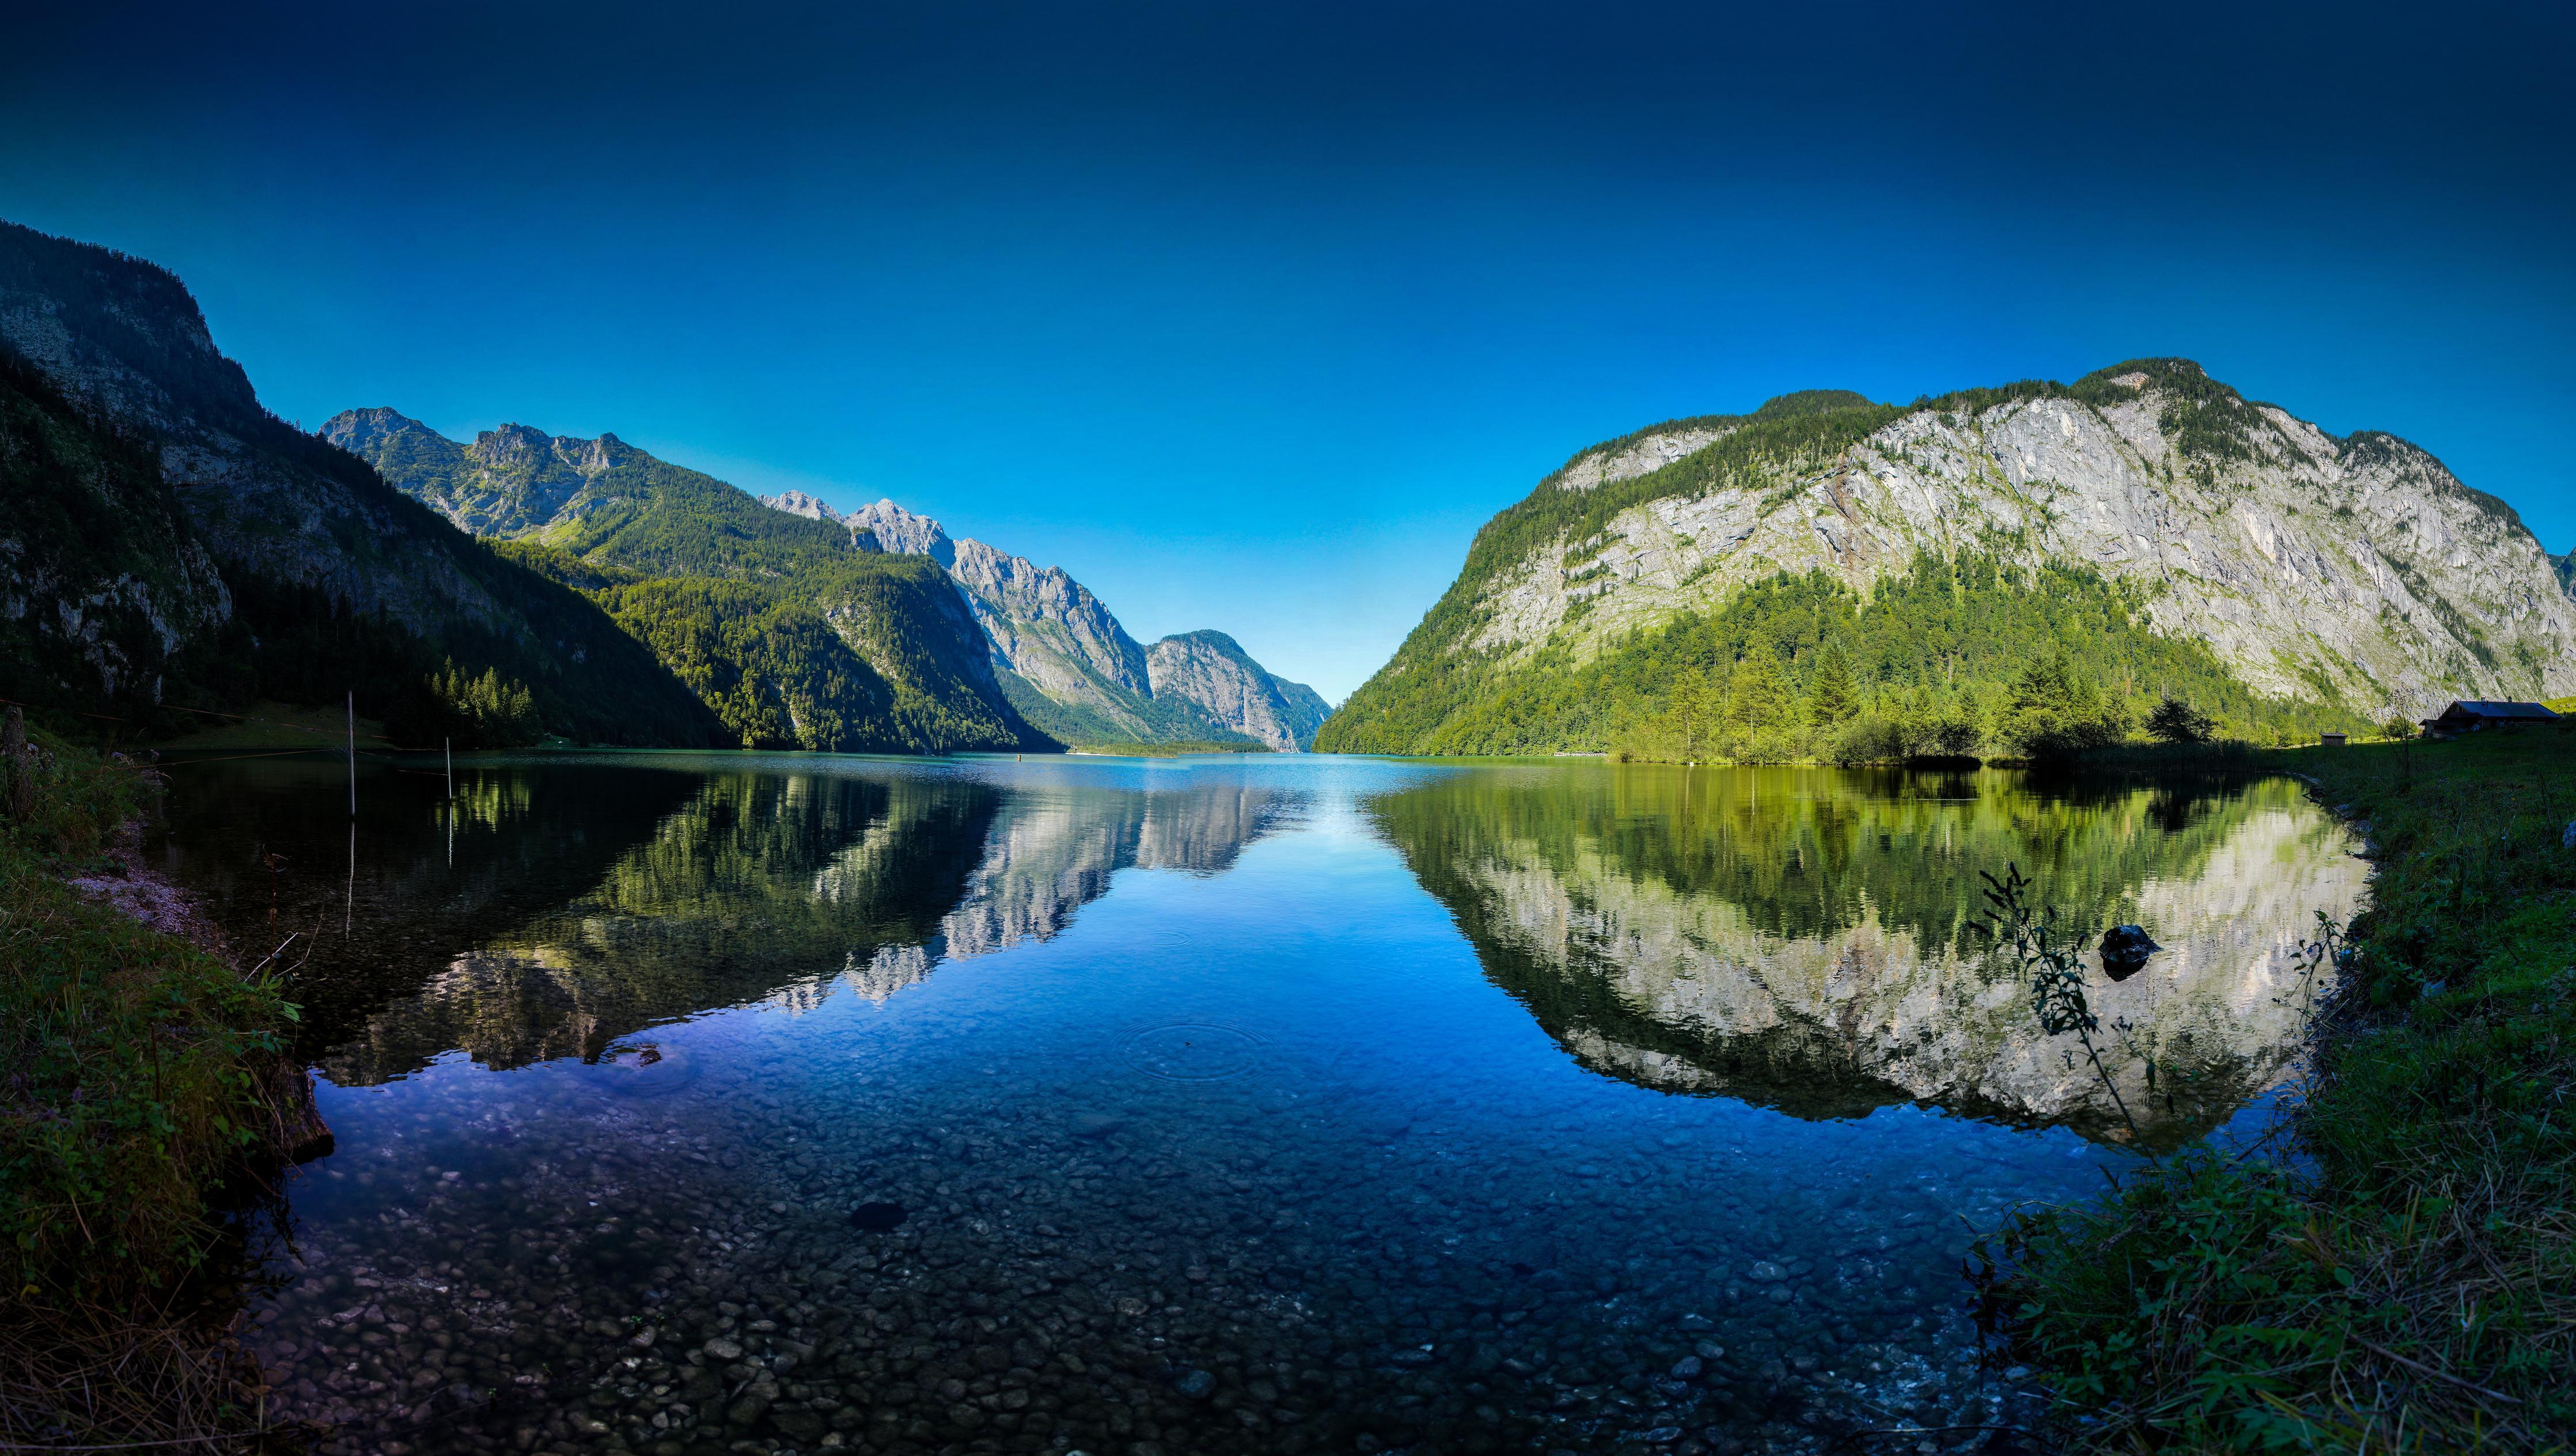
[763,496,1332,750]
[328,411,1051,756]
[1320,362,2576,756]
[0,221,721,746]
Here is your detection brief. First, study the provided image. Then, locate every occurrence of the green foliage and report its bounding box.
[0,735,294,1303]
[1323,399,1903,756]
[2146,695,2217,744]
[1321,551,2359,758]
[484,537,650,591]
[1805,638,1858,727]
[384,660,543,749]
[2001,648,2131,759]
[1070,739,1273,757]
[516,440,864,581]
[338,412,1062,757]
[594,558,1052,756]
[2070,358,2270,471]
[1994,732,2576,1450]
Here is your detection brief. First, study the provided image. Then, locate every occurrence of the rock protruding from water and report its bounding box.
[2099,924,2162,982]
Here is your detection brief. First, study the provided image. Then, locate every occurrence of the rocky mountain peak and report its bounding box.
[848,499,954,566]
[324,406,431,455]
[762,489,843,524]
[1143,631,1333,750]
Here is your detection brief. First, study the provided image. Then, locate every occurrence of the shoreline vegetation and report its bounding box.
[1,709,321,1451]
[1590,644,2398,768]
[1990,727,2575,1451]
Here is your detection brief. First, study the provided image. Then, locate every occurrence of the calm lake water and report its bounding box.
[153,753,2362,1456]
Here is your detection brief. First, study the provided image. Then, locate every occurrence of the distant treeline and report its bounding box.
[1317,551,2367,758]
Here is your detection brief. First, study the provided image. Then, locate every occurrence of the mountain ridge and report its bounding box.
[1320,359,2575,755]
[328,410,1324,751]
[324,409,1050,755]
[754,491,1331,750]
[0,220,723,746]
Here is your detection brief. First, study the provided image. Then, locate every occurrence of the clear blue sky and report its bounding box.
[5,2,2569,702]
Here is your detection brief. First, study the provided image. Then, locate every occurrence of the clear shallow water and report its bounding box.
[153,753,2360,1456]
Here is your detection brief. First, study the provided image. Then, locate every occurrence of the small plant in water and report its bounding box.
[1974,864,2158,1162]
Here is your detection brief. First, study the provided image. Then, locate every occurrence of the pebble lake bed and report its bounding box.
[151,752,2360,1456]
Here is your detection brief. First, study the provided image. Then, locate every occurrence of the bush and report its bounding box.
[2379,717,2418,741]
[1828,713,1916,765]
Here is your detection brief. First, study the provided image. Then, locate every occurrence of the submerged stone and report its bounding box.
[848,1201,908,1230]
[2099,924,2162,981]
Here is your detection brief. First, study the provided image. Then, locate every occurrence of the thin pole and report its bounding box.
[346,691,356,818]
[445,737,453,797]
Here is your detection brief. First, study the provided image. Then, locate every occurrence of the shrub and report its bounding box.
[1828,713,1916,765]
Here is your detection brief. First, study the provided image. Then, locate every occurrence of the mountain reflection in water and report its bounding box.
[150,752,2364,1455]
[158,754,1304,1086]
[1367,765,2363,1144]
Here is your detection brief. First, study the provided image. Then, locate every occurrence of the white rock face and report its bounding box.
[843,498,954,565]
[948,537,1153,702]
[1146,631,1334,751]
[1462,372,2574,716]
[1553,425,1735,492]
[783,494,1328,746]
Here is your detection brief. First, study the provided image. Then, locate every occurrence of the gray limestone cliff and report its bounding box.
[1145,631,1333,752]
[1328,360,2572,753]
[1481,364,2569,717]
[778,496,1330,749]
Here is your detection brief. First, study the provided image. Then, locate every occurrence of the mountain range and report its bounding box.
[757,492,1329,750]
[1321,362,2576,754]
[0,221,721,745]
[8,212,2571,764]
[325,417,1329,751]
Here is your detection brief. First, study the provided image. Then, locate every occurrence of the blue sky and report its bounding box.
[5,2,2569,702]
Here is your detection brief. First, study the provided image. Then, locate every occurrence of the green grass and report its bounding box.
[1990,728,2576,1452]
[1,732,296,1303]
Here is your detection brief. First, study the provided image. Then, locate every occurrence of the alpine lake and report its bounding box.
[151,751,2363,1456]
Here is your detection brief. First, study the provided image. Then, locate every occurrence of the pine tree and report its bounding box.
[1808,640,1858,727]
[1730,640,1790,735]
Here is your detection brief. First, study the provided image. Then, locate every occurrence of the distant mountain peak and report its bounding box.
[762,489,842,523]
[840,499,950,565]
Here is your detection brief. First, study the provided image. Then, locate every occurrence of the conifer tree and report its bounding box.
[1808,640,1859,727]
[1730,640,1790,735]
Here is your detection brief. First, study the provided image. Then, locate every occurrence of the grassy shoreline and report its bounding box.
[1991,729,2575,1451]
[1,725,313,1450]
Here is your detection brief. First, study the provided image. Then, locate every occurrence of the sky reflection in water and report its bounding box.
[155,752,2357,1456]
